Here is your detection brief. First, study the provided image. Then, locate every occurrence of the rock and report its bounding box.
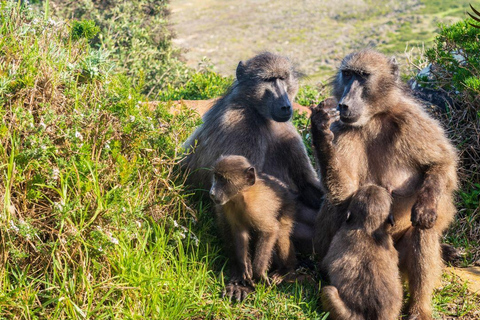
[163,99,312,116]
[446,266,480,293]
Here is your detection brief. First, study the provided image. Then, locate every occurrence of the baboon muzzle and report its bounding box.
[338,79,363,124]
[272,79,292,122]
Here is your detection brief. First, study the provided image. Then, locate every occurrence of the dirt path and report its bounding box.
[170,0,464,82]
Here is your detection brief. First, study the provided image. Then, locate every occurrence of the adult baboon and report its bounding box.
[210,155,297,301]
[321,185,402,320]
[311,50,458,320]
[183,52,322,252]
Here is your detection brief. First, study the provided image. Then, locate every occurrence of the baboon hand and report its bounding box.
[222,277,255,302]
[311,97,339,145]
[411,197,437,229]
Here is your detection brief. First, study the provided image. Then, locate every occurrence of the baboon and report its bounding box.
[183,52,322,253]
[321,185,402,320]
[312,50,458,320]
[210,155,297,301]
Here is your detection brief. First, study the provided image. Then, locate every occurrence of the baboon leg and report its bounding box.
[314,201,346,268]
[252,229,278,283]
[293,202,316,254]
[275,221,296,275]
[397,227,442,320]
[321,286,362,320]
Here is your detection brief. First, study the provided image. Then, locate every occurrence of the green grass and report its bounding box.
[0,1,479,319]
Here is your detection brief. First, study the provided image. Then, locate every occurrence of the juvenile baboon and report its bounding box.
[183,52,322,253]
[321,185,402,320]
[210,155,297,301]
[312,50,458,320]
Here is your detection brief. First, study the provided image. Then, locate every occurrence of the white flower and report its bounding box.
[136,221,142,228]
[9,220,19,232]
[52,168,60,180]
[173,220,179,228]
[75,131,83,141]
[104,141,110,149]
[40,145,46,151]
[110,237,119,245]
[39,121,46,129]
[98,246,103,252]
[54,201,65,211]
[129,115,135,122]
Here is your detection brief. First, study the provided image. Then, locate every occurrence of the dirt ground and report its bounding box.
[170,0,463,82]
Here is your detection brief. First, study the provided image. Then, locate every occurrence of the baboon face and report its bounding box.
[345,185,393,234]
[210,155,256,205]
[333,50,400,127]
[236,52,299,122]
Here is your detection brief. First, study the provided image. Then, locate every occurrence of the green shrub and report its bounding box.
[70,19,99,41]
[424,19,480,108]
[421,18,480,262]
[43,0,189,96]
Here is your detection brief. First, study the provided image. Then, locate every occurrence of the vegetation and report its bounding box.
[0,1,479,319]
[415,18,480,263]
[42,0,189,96]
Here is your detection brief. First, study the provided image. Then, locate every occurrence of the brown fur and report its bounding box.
[321,185,402,320]
[312,50,458,320]
[210,155,297,301]
[182,52,323,253]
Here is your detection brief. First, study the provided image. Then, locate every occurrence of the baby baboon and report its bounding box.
[210,155,297,301]
[183,52,322,253]
[321,185,402,320]
[312,50,458,320]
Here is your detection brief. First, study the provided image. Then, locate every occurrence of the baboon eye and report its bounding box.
[265,77,277,82]
[359,71,370,78]
[342,70,353,79]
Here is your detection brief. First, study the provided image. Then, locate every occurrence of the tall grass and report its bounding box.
[0,3,326,318]
[0,2,479,319]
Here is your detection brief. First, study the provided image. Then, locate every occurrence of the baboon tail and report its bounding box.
[321,286,362,320]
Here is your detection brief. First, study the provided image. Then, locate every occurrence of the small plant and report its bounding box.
[70,19,99,41]
[423,18,480,109]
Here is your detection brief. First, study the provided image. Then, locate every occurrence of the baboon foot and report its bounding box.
[441,243,463,265]
[222,280,255,302]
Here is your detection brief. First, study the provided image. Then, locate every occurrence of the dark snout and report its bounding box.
[338,80,363,124]
[337,102,360,124]
[209,188,222,205]
[272,79,293,122]
[272,95,292,122]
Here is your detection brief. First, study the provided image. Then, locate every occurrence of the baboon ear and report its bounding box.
[387,213,395,227]
[236,61,246,81]
[389,56,399,81]
[245,166,256,186]
[346,211,352,222]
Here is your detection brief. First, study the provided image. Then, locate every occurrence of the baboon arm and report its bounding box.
[311,128,357,203]
[402,116,457,228]
[284,136,323,208]
[411,163,455,229]
[252,229,278,283]
[231,228,253,284]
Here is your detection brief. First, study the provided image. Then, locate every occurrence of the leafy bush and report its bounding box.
[424,19,480,109]
[421,18,480,186]
[419,18,480,262]
[44,0,189,96]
